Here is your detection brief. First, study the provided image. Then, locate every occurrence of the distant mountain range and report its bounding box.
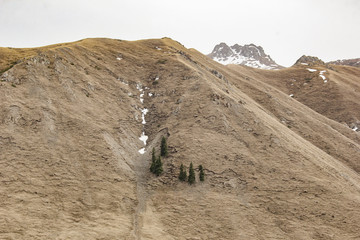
[207,42,283,70]
[208,43,360,70]
[328,58,360,68]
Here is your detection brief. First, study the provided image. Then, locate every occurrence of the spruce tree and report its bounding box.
[160,136,168,157]
[199,165,205,182]
[178,164,187,181]
[188,162,195,184]
[155,155,163,176]
[150,147,156,173]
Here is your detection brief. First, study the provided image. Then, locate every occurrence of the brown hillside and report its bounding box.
[0,38,360,239]
[227,64,360,129]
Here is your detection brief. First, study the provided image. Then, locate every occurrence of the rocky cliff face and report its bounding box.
[208,42,283,69]
[0,38,360,240]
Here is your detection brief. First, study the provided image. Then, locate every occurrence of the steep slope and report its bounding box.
[230,57,360,132]
[208,42,283,69]
[1,38,360,240]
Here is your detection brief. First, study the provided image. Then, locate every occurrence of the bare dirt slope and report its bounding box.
[0,38,360,239]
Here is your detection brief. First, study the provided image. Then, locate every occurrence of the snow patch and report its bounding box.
[289,94,294,97]
[319,70,327,83]
[352,126,358,132]
[136,83,143,91]
[213,55,277,70]
[307,68,317,72]
[148,92,153,97]
[136,82,150,154]
[301,63,309,65]
[116,57,122,61]
[139,132,148,145]
[141,108,148,124]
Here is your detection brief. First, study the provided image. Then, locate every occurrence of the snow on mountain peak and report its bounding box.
[208,43,283,70]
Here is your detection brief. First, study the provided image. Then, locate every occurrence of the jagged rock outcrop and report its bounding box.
[208,42,283,69]
[294,55,325,66]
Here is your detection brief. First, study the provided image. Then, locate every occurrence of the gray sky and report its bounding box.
[1,0,359,66]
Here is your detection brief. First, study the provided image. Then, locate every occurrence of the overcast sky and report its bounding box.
[1,0,359,66]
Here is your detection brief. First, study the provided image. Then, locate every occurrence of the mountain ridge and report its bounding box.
[0,38,360,239]
[328,57,360,68]
[207,42,283,69]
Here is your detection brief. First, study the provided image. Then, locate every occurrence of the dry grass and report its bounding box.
[0,38,359,239]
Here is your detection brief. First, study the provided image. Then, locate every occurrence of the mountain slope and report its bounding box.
[207,42,283,69]
[230,56,360,132]
[1,38,360,239]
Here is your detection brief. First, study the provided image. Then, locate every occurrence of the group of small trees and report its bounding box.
[150,136,168,176]
[149,136,205,184]
[179,162,205,184]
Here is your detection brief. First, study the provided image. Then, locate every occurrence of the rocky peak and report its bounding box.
[208,42,283,70]
[295,55,325,66]
[210,42,233,59]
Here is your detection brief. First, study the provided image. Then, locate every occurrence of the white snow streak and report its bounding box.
[213,55,276,70]
[307,68,317,72]
[319,70,327,83]
[141,108,148,124]
[136,82,149,154]
[139,132,148,145]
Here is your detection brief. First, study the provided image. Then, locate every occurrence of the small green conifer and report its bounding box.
[199,165,205,181]
[160,136,168,157]
[155,155,163,176]
[179,164,187,181]
[188,162,195,184]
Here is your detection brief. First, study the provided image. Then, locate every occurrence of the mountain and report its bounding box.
[1,38,360,239]
[207,42,283,69]
[294,55,326,66]
[328,58,360,68]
